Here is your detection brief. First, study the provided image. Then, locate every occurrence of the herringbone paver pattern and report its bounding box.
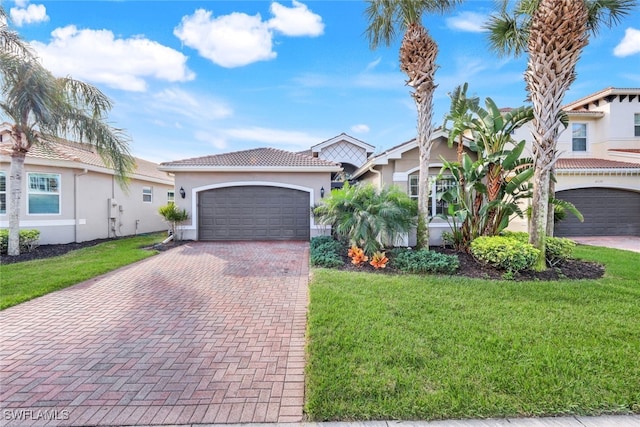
[0,241,309,426]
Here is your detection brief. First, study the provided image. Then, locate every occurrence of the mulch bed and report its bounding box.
[2,238,604,281]
[337,246,605,281]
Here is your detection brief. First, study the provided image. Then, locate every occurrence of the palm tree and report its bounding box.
[486,0,635,270]
[365,0,462,248]
[1,13,134,256]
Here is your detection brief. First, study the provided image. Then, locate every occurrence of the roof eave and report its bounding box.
[159,165,341,173]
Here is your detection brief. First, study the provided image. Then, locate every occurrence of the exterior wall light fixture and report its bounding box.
[179,187,186,199]
[320,186,325,198]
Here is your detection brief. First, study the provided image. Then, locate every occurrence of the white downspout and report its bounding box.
[74,169,88,242]
[369,167,382,188]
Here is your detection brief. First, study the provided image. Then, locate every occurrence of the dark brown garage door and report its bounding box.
[198,186,310,241]
[555,188,640,237]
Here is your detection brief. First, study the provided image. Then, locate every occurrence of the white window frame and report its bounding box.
[142,186,152,203]
[571,123,587,152]
[27,172,61,215]
[408,174,455,217]
[634,113,640,137]
[0,172,6,215]
[167,190,175,204]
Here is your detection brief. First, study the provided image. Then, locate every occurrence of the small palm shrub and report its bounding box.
[389,248,459,275]
[471,235,539,273]
[0,229,40,254]
[313,183,417,255]
[310,236,345,268]
[158,203,189,241]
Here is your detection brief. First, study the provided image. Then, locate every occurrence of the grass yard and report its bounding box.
[306,245,640,421]
[0,233,164,310]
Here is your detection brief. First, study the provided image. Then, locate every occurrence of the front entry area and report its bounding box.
[198,185,310,241]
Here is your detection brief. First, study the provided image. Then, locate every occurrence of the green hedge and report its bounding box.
[501,231,575,266]
[0,229,41,254]
[310,236,345,268]
[389,248,459,275]
[471,235,540,273]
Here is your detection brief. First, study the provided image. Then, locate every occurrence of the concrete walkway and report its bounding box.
[0,242,309,426]
[570,236,640,253]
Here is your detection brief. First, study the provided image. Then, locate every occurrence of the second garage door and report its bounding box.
[198,186,310,241]
[555,187,640,237]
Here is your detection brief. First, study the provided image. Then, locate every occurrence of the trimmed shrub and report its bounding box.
[501,231,575,266]
[310,236,345,268]
[389,248,459,275]
[0,229,41,254]
[471,235,539,273]
[545,236,576,266]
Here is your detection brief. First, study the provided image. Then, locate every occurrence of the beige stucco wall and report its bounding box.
[1,162,173,245]
[172,170,333,241]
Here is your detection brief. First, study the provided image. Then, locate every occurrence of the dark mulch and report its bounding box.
[338,246,605,281]
[3,238,604,281]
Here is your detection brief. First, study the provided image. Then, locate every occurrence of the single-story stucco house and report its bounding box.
[0,123,174,245]
[162,86,640,244]
[159,147,341,241]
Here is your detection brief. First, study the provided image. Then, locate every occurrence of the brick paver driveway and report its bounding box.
[0,241,309,426]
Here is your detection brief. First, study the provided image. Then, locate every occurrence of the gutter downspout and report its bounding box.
[369,166,382,188]
[74,169,88,242]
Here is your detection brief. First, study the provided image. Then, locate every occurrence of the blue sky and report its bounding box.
[4,0,640,163]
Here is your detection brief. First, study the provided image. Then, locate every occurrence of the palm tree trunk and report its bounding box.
[400,23,438,249]
[525,0,588,270]
[8,150,26,256]
[546,166,556,236]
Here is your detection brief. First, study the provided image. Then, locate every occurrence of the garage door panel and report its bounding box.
[199,186,310,241]
[555,188,640,237]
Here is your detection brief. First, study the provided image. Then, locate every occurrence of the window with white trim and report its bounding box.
[572,123,587,151]
[635,113,640,137]
[0,172,6,214]
[409,174,456,217]
[143,186,152,203]
[167,190,175,204]
[28,173,60,214]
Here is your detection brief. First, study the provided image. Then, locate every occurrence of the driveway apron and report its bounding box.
[0,241,309,426]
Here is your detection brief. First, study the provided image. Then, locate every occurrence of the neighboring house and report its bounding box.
[159,147,341,241]
[0,124,174,245]
[512,87,640,236]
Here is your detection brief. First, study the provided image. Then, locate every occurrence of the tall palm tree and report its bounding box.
[486,0,635,270]
[365,0,462,248]
[1,12,134,256]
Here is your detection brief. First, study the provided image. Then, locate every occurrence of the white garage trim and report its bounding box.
[180,181,316,232]
[556,183,640,192]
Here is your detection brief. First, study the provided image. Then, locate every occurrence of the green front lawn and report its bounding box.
[306,245,640,421]
[0,233,164,310]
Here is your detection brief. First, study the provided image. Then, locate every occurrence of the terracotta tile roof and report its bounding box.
[161,147,340,168]
[556,158,640,170]
[609,149,640,154]
[0,140,171,181]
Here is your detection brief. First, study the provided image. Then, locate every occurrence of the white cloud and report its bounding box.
[151,88,233,121]
[268,0,324,37]
[365,58,382,72]
[223,127,320,147]
[174,2,324,68]
[10,3,48,26]
[351,124,370,134]
[31,25,195,91]
[174,9,275,68]
[446,11,488,33]
[614,27,640,57]
[195,130,228,150]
